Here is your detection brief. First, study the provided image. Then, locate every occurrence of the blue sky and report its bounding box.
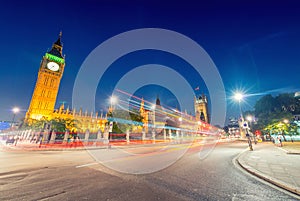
[1,0,300,125]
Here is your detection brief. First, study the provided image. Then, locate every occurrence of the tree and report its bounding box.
[21,117,79,133]
[107,109,144,133]
[22,118,47,130]
[252,93,300,133]
[254,94,278,115]
[276,93,300,114]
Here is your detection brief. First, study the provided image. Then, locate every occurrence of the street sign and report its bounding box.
[243,122,248,129]
[0,122,10,130]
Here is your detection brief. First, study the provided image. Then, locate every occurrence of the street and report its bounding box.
[0,141,299,201]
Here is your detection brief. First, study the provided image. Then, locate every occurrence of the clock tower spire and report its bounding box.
[49,31,63,58]
[25,33,66,121]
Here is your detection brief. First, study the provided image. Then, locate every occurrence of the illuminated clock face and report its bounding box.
[47,62,59,71]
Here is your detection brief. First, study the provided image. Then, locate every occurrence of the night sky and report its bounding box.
[1,0,300,125]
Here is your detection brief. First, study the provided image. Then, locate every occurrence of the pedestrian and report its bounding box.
[271,137,275,144]
[69,136,74,147]
[74,136,79,148]
[14,135,19,146]
[39,136,43,148]
[277,135,282,147]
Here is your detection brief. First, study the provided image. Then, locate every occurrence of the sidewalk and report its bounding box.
[237,142,300,196]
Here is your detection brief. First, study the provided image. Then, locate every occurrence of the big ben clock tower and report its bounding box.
[194,94,210,124]
[26,32,65,121]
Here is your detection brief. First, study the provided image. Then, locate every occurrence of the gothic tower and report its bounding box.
[26,33,65,121]
[139,98,149,132]
[194,94,210,123]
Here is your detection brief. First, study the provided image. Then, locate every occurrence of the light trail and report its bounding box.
[76,138,219,169]
[109,88,222,137]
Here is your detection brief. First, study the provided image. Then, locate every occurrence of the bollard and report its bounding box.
[126,129,130,144]
[63,130,69,143]
[103,130,109,144]
[152,130,156,144]
[142,130,146,141]
[97,129,102,140]
[43,130,49,144]
[85,129,90,145]
[49,131,56,144]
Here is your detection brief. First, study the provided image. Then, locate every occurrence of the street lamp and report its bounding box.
[11,107,20,128]
[109,96,118,140]
[234,92,248,139]
[197,121,202,135]
[178,117,183,122]
[178,116,182,130]
[151,104,156,110]
[234,92,244,102]
[110,96,117,111]
[246,115,257,144]
[234,92,244,121]
[246,115,253,122]
[246,115,254,131]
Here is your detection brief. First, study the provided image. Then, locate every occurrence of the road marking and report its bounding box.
[77,143,196,168]
[76,162,98,168]
[277,147,288,153]
[250,156,260,159]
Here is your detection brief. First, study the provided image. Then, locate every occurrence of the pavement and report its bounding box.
[237,141,300,196]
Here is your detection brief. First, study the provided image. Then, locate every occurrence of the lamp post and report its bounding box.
[234,92,253,150]
[178,117,183,139]
[178,117,182,124]
[234,92,244,121]
[246,115,254,132]
[197,121,202,135]
[109,96,117,141]
[246,115,257,144]
[151,104,156,135]
[234,92,246,138]
[11,107,20,129]
[110,96,117,112]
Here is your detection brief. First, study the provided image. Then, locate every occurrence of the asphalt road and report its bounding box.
[1,141,299,201]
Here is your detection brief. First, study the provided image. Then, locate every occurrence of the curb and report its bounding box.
[277,147,300,155]
[236,153,300,196]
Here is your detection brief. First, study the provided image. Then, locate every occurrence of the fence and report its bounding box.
[1,128,219,148]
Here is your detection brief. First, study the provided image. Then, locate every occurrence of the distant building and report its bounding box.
[227,117,240,136]
[194,94,209,123]
[293,92,300,123]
